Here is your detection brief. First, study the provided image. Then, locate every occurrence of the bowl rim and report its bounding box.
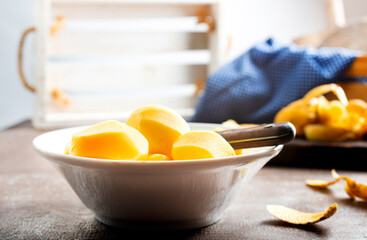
[33,122,283,171]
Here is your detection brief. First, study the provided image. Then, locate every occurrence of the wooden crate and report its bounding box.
[30,0,230,129]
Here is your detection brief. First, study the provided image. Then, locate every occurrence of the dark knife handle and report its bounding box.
[217,122,296,149]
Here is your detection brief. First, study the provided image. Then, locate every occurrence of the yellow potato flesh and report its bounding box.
[146,154,171,161]
[139,119,182,157]
[126,105,190,157]
[171,131,235,160]
[70,120,148,160]
[64,142,71,155]
[235,149,243,155]
[235,148,260,155]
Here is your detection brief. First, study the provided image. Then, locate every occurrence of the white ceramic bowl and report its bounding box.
[33,123,283,230]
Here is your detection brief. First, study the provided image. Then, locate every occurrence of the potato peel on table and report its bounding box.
[306,179,340,188]
[306,169,367,201]
[266,204,338,225]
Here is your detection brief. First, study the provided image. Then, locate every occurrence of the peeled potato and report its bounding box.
[64,141,71,155]
[70,120,148,160]
[221,119,241,127]
[126,105,190,157]
[146,154,171,161]
[266,204,338,225]
[171,131,235,160]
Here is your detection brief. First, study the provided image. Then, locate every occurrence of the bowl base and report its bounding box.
[95,214,222,231]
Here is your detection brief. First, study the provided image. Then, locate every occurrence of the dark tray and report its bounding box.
[270,138,367,171]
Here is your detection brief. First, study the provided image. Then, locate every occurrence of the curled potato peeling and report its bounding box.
[274,99,317,135]
[306,169,367,201]
[266,204,338,225]
[344,182,357,200]
[333,174,367,201]
[306,179,340,188]
[302,84,348,106]
[275,83,367,141]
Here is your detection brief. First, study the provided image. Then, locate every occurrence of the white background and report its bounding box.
[1,0,366,130]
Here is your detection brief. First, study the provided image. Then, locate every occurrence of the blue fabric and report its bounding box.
[191,38,365,124]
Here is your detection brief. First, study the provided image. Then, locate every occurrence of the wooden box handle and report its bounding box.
[18,26,36,92]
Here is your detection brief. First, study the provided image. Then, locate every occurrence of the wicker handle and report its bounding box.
[18,26,36,92]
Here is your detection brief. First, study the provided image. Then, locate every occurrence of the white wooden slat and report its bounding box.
[49,32,208,55]
[51,2,211,20]
[47,50,211,65]
[208,1,230,73]
[52,0,219,4]
[46,64,207,91]
[33,0,227,130]
[43,107,195,129]
[61,17,209,33]
[45,88,198,114]
[34,0,51,127]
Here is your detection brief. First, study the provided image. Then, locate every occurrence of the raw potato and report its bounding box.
[70,120,148,160]
[146,154,171,161]
[64,141,71,155]
[126,105,190,157]
[266,204,338,225]
[219,119,258,155]
[171,131,235,160]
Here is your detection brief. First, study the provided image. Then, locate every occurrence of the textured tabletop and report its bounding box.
[1,122,367,240]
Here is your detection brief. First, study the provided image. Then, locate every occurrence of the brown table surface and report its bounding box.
[1,122,367,240]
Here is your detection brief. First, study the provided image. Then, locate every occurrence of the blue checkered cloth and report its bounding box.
[191,38,365,124]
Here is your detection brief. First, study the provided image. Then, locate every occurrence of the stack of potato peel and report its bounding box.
[274,83,367,141]
[306,169,367,201]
